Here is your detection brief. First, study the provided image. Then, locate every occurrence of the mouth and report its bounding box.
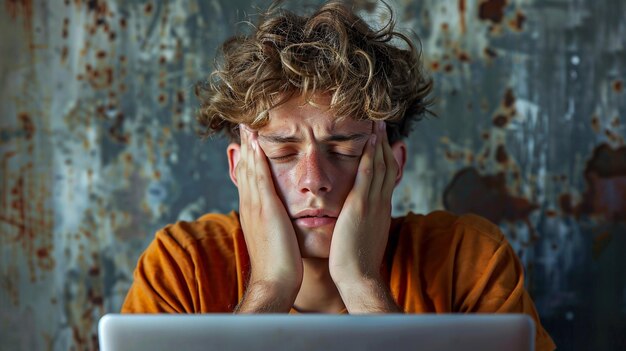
[292,209,338,228]
[293,216,337,228]
[296,214,334,219]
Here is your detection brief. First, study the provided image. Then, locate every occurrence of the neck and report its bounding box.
[293,258,345,313]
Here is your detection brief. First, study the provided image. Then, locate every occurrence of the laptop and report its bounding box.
[99,314,535,351]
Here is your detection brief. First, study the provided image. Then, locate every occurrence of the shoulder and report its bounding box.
[123,211,242,313]
[387,211,518,311]
[155,211,241,252]
[388,210,510,278]
[144,211,243,271]
[392,210,505,250]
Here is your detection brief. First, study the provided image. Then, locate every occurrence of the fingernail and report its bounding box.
[378,121,385,132]
[370,134,377,146]
[251,139,257,151]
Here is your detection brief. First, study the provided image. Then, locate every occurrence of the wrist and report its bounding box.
[234,279,300,313]
[334,275,401,314]
[329,262,379,289]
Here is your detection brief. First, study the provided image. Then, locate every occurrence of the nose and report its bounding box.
[296,149,332,195]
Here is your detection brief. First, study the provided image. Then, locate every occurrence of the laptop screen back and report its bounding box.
[99,314,535,351]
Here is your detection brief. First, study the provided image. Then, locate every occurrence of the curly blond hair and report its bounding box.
[196,0,433,143]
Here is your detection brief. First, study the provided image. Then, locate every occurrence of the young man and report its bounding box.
[122,1,555,350]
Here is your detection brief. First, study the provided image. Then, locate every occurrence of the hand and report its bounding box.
[234,125,303,312]
[328,121,400,312]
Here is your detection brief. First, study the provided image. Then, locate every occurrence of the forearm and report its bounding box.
[234,280,299,313]
[335,275,401,314]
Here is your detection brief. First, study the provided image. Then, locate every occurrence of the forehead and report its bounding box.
[262,94,372,135]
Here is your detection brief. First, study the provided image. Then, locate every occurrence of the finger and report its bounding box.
[236,147,253,228]
[236,124,249,192]
[380,121,399,197]
[237,125,259,211]
[351,131,376,199]
[248,131,276,201]
[369,121,387,200]
[244,126,262,208]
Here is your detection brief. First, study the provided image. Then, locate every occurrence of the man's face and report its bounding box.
[256,95,372,258]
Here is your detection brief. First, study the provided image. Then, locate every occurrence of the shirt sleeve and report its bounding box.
[121,228,198,313]
[454,223,556,351]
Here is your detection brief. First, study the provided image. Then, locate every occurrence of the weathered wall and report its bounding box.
[0,0,624,350]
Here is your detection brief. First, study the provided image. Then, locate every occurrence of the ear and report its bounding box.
[227,142,241,187]
[390,141,407,186]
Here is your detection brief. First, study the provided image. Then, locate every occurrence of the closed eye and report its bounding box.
[331,152,359,160]
[268,154,297,162]
[267,146,362,163]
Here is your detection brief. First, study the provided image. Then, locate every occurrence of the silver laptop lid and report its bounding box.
[99,314,535,351]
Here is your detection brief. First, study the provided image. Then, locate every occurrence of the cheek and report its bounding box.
[268,163,294,201]
[335,163,360,194]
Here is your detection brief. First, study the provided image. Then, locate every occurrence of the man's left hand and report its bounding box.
[328,120,401,313]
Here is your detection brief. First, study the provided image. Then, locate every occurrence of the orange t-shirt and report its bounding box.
[122,210,555,351]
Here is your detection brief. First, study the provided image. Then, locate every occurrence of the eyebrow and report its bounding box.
[258,132,370,144]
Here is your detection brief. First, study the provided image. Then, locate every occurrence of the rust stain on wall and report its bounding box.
[591,232,612,262]
[483,47,498,59]
[458,0,466,34]
[5,0,34,30]
[85,0,110,16]
[144,2,154,14]
[493,114,508,127]
[491,88,517,128]
[457,50,471,63]
[18,113,35,140]
[502,88,515,108]
[1,170,55,284]
[109,112,129,144]
[478,0,507,23]
[591,114,601,133]
[508,10,526,32]
[610,116,620,128]
[443,167,539,243]
[562,144,626,221]
[84,65,114,89]
[495,144,509,164]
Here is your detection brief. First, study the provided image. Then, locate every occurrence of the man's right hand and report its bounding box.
[234,124,303,313]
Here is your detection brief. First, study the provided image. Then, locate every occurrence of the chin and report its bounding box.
[294,225,333,259]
